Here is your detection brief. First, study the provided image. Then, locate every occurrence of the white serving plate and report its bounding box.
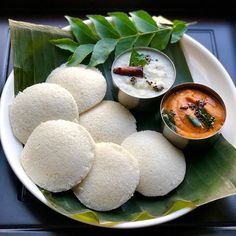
[1,28,236,228]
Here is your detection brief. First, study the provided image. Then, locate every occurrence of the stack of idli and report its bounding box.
[10,63,187,212]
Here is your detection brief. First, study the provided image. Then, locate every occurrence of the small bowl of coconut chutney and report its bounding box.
[111,47,176,111]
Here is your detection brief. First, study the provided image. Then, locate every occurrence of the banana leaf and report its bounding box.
[9,20,236,226]
[9,20,72,94]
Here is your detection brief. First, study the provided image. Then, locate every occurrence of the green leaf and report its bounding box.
[151,28,172,50]
[88,38,118,67]
[129,10,158,32]
[129,47,148,66]
[132,211,155,221]
[171,20,188,43]
[61,14,188,67]
[60,13,188,68]
[164,200,196,215]
[198,108,215,128]
[9,20,72,93]
[88,15,120,39]
[98,57,114,100]
[186,114,203,127]
[181,135,236,206]
[164,43,193,85]
[162,109,176,132]
[65,16,98,44]
[108,12,138,36]
[71,211,100,224]
[115,35,138,57]
[134,33,155,47]
[67,44,94,66]
[50,38,79,53]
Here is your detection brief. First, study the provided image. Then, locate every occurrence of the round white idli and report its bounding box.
[73,142,139,211]
[46,65,107,113]
[21,120,95,192]
[122,131,186,197]
[10,83,78,144]
[79,101,137,144]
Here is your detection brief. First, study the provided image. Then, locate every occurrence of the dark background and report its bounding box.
[1,1,236,235]
[0,0,235,16]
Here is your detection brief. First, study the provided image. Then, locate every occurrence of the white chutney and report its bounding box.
[112,48,176,98]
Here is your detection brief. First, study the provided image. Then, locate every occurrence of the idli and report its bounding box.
[122,131,186,197]
[10,83,78,144]
[79,101,137,144]
[73,142,140,211]
[21,120,95,192]
[46,65,107,113]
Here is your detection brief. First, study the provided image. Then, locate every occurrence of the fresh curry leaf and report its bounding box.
[162,110,176,132]
[115,35,138,57]
[88,38,118,67]
[65,16,98,44]
[171,20,188,44]
[88,15,120,39]
[53,12,191,67]
[50,38,79,53]
[198,108,215,128]
[129,48,148,67]
[134,33,155,47]
[129,10,158,32]
[67,44,94,66]
[186,114,203,127]
[151,28,172,50]
[108,12,138,36]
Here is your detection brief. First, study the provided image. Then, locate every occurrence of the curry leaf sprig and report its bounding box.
[51,10,189,67]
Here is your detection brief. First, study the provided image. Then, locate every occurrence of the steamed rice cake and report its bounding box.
[21,120,95,192]
[79,101,137,144]
[46,65,107,113]
[73,142,140,211]
[122,131,186,197]
[10,83,78,144]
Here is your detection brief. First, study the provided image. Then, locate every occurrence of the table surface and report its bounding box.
[1,13,236,236]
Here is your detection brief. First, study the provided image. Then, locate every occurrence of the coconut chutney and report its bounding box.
[112,48,175,98]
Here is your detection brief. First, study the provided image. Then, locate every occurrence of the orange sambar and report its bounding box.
[162,88,225,139]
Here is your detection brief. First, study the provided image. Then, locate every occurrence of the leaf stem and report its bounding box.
[116,27,173,41]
